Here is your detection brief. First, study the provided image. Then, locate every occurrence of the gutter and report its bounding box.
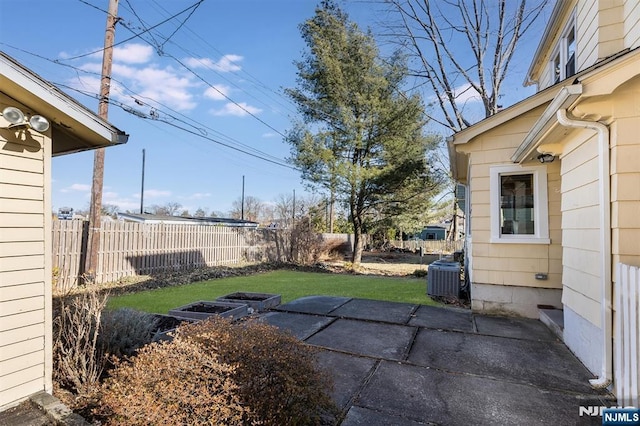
[511,84,583,163]
[556,109,612,389]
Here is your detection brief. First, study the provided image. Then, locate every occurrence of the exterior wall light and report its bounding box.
[0,106,50,133]
[537,153,555,163]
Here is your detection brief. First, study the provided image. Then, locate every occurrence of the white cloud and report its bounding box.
[204,85,230,101]
[60,183,91,193]
[113,43,154,64]
[444,83,482,104]
[184,54,243,72]
[143,189,172,198]
[262,132,277,138]
[103,191,120,200]
[186,192,212,200]
[112,64,197,111]
[210,102,262,117]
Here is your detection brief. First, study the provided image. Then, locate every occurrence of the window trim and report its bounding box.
[489,165,550,244]
[550,11,577,84]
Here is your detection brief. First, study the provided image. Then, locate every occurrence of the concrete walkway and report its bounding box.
[259,296,613,425]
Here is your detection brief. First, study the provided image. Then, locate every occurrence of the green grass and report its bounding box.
[107,270,437,314]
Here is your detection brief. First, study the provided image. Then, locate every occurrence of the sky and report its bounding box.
[0,0,549,217]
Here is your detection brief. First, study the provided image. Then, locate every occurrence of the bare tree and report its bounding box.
[384,0,548,132]
[165,202,182,216]
[146,202,182,216]
[193,207,208,218]
[101,203,119,218]
[229,196,264,222]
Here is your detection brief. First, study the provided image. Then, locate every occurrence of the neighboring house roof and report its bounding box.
[118,212,259,228]
[0,51,128,155]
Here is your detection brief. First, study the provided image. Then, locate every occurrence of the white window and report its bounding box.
[551,14,577,84]
[489,165,549,244]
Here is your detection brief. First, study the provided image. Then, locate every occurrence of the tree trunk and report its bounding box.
[351,216,364,266]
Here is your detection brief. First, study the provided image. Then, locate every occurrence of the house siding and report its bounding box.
[610,76,640,269]
[560,132,602,327]
[577,0,599,71]
[625,0,640,48]
[0,96,50,410]
[534,0,639,90]
[457,106,564,317]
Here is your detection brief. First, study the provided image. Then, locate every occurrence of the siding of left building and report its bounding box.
[0,94,52,410]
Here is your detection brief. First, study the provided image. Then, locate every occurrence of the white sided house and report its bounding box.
[0,52,128,410]
[449,0,640,402]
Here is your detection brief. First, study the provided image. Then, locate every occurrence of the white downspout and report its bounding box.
[556,109,612,388]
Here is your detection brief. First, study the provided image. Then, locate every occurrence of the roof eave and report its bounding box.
[0,52,128,155]
[511,84,583,163]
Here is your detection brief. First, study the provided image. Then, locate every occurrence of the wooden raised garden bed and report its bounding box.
[168,300,249,321]
[217,292,281,313]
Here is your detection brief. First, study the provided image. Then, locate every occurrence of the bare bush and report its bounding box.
[98,317,336,425]
[290,217,325,264]
[97,339,250,425]
[53,287,109,403]
[181,317,337,425]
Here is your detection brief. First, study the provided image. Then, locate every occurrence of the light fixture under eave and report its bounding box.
[29,115,50,132]
[537,153,555,163]
[2,106,24,124]
[0,106,50,133]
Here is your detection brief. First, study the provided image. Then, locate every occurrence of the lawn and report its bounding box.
[107,270,438,314]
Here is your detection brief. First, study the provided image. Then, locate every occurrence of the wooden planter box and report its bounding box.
[168,301,249,321]
[151,314,197,342]
[217,292,281,313]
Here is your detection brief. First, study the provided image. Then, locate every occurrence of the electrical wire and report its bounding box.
[0,44,294,169]
[61,0,203,61]
[53,81,297,170]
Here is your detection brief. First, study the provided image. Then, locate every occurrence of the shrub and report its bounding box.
[98,339,250,425]
[53,287,109,403]
[98,308,158,361]
[413,268,428,278]
[98,317,336,425]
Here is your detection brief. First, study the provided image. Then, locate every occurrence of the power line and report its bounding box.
[1,44,294,168]
[63,0,203,61]
[53,81,296,170]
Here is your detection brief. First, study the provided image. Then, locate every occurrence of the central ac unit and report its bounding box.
[427,260,461,297]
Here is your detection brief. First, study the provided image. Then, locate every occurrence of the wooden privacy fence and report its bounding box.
[52,221,273,290]
[389,239,464,254]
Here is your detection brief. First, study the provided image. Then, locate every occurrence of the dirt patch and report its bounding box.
[325,251,444,276]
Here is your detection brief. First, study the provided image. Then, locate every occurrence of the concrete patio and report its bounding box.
[259,296,614,425]
[0,296,615,425]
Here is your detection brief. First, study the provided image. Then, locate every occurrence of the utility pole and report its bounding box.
[85,0,119,282]
[241,175,245,221]
[140,149,145,214]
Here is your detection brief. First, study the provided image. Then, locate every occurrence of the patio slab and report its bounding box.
[307,318,416,361]
[474,314,557,341]
[408,304,474,332]
[341,406,429,426]
[406,328,603,394]
[258,311,335,340]
[357,360,605,426]
[316,350,377,410]
[330,298,418,324]
[275,295,351,315]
